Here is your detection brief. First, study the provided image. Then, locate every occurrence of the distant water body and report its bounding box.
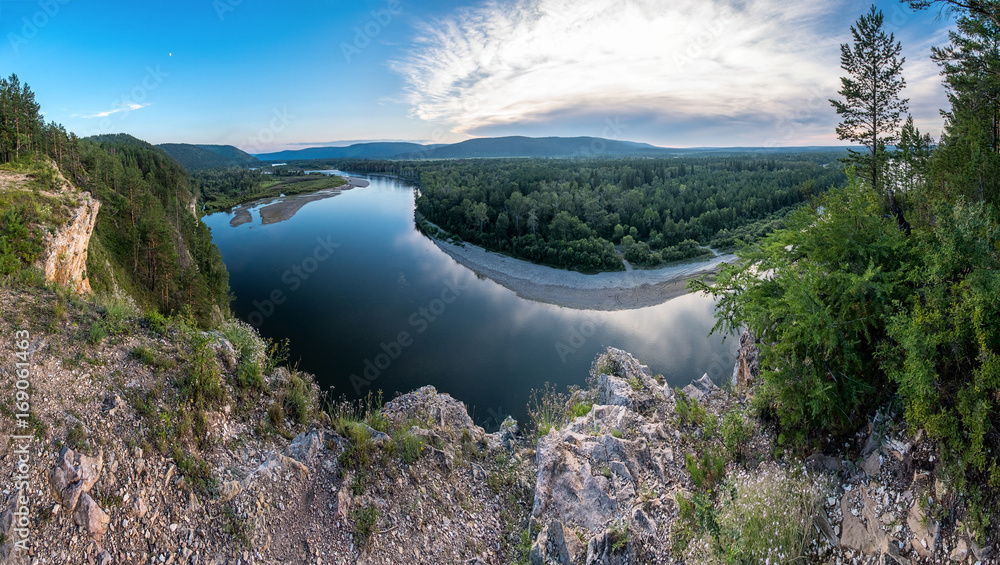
[202,172,738,430]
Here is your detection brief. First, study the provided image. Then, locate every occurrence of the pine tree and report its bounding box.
[830,6,909,193]
[929,12,1000,205]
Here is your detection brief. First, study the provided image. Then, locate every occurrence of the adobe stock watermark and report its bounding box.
[672,10,734,72]
[573,117,629,159]
[7,0,70,54]
[341,0,403,63]
[89,65,169,137]
[246,235,340,327]
[244,107,295,154]
[349,276,468,394]
[763,86,827,149]
[9,329,34,554]
[555,317,600,363]
[213,0,242,22]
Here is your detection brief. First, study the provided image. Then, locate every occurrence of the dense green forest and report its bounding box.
[695,3,1000,540]
[0,76,230,326]
[311,155,846,271]
[157,143,261,171]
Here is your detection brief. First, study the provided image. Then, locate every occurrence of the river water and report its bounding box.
[202,172,738,430]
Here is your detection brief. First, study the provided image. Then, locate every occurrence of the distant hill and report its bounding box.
[396,136,671,159]
[157,143,261,171]
[254,136,849,162]
[254,142,444,161]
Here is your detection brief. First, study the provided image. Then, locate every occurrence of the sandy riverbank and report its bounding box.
[433,238,735,310]
[229,177,370,227]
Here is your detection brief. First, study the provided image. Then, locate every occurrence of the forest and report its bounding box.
[0,76,230,325]
[299,155,847,272]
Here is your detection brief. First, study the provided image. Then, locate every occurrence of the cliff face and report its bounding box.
[39,191,99,294]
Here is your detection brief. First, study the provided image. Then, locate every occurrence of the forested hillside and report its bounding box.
[395,155,846,271]
[0,76,229,326]
[158,143,261,171]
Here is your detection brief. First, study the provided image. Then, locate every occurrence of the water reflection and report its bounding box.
[203,173,738,429]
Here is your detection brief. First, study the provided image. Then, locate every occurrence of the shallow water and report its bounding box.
[202,172,738,430]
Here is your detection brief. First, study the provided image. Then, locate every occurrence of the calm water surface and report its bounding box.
[202,173,738,429]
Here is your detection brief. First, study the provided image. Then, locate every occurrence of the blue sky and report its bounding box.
[0,0,956,152]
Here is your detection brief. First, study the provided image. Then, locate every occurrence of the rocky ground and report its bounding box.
[0,280,997,564]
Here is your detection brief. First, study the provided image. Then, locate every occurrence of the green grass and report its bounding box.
[223,505,253,549]
[173,446,218,499]
[351,504,380,546]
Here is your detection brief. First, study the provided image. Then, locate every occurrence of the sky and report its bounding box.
[0,0,958,152]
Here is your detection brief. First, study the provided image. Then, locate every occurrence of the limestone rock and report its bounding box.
[73,493,110,541]
[840,492,874,554]
[39,180,100,294]
[284,428,325,465]
[382,385,486,445]
[130,497,148,518]
[48,447,102,512]
[682,373,720,403]
[529,520,572,565]
[219,481,242,504]
[861,451,881,477]
[593,348,665,412]
[907,499,939,558]
[731,328,759,391]
[533,442,616,530]
[585,529,629,565]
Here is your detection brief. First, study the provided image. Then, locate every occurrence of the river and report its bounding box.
[202,172,738,430]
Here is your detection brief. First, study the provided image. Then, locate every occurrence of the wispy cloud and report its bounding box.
[77,103,151,119]
[392,0,947,145]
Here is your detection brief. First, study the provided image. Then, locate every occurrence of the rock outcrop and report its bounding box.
[37,168,100,294]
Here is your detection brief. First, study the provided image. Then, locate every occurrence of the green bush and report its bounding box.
[696,175,913,444]
[178,333,224,408]
[882,199,1000,497]
[720,409,754,462]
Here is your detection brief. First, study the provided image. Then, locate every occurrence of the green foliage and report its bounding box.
[697,175,913,444]
[172,446,217,499]
[87,321,108,345]
[196,169,346,213]
[527,383,571,439]
[222,505,253,549]
[672,490,718,555]
[351,504,380,546]
[685,451,727,492]
[569,401,594,419]
[881,199,1000,494]
[830,6,908,193]
[410,155,845,272]
[675,391,707,428]
[720,409,754,462]
[178,332,224,409]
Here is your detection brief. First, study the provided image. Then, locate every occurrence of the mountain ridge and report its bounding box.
[254,136,849,161]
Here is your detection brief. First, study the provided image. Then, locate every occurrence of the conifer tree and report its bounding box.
[830,6,909,193]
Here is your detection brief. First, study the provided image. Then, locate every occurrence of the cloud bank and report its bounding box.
[393,0,948,146]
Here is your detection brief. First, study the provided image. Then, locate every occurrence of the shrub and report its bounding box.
[87,321,107,345]
[351,504,380,546]
[720,408,754,462]
[695,176,913,444]
[527,383,570,439]
[178,333,224,408]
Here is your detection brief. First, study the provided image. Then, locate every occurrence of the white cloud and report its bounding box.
[392,0,949,145]
[78,103,151,119]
